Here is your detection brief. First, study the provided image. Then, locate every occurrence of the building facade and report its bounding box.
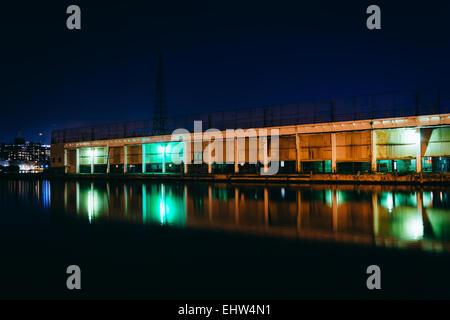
[1,137,50,172]
[50,87,450,177]
[50,113,450,176]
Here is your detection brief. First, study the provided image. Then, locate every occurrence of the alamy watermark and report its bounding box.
[66,265,81,290]
[66,5,381,31]
[366,265,381,290]
[169,121,280,175]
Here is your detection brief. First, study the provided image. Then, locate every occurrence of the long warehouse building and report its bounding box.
[50,87,450,177]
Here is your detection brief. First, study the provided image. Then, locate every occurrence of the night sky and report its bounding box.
[1,0,449,144]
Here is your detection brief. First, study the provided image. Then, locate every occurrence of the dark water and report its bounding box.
[2,179,450,299]
[2,179,450,252]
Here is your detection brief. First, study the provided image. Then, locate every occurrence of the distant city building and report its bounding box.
[0,136,50,173]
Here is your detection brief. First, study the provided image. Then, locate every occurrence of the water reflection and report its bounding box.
[0,179,51,210]
[8,179,450,253]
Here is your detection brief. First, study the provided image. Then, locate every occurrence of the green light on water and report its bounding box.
[88,190,93,222]
[160,184,166,224]
[325,190,333,207]
[423,192,433,208]
[386,193,393,212]
[86,186,100,223]
[141,183,186,226]
[405,216,424,240]
[142,185,146,221]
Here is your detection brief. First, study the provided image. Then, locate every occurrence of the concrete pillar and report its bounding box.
[331,133,337,173]
[184,141,189,174]
[416,127,422,173]
[142,144,146,173]
[262,137,269,174]
[90,148,94,174]
[295,133,301,173]
[162,146,166,173]
[234,137,239,173]
[207,141,212,174]
[106,145,110,174]
[371,130,377,173]
[76,149,80,173]
[64,149,68,174]
[123,146,127,174]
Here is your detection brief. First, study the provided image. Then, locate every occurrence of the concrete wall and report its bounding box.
[67,149,77,173]
[127,145,141,165]
[423,127,450,157]
[50,143,65,168]
[280,136,296,161]
[299,133,331,161]
[336,131,371,162]
[110,146,124,164]
[376,128,417,160]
